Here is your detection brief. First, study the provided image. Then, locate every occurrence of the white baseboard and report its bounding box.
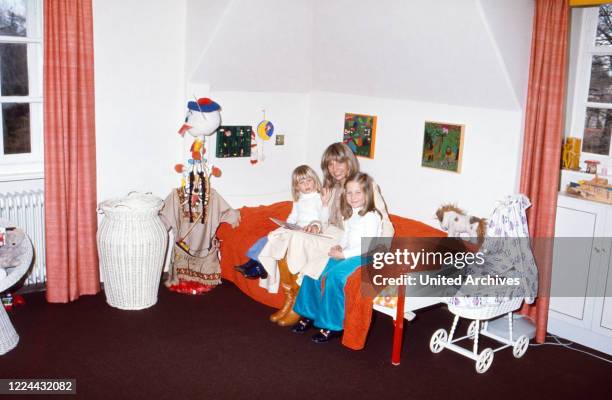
[548,317,612,356]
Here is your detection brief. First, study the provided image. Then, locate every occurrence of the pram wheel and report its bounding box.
[475,348,494,373]
[512,335,529,358]
[467,320,478,339]
[429,329,448,353]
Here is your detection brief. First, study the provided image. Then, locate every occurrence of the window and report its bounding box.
[0,0,42,180]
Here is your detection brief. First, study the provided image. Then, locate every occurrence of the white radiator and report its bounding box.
[0,190,46,286]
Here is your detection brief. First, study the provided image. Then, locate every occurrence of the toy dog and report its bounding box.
[436,204,487,244]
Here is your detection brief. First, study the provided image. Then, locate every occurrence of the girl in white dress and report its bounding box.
[235,165,323,280]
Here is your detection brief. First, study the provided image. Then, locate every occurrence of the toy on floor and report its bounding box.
[1,293,26,311]
[430,195,538,373]
[435,204,486,244]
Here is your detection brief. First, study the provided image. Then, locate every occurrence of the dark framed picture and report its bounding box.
[215,126,252,158]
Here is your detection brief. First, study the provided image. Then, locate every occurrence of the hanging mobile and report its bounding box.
[254,109,274,163]
[257,109,274,140]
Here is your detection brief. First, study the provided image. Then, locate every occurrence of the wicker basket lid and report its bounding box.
[98,192,164,214]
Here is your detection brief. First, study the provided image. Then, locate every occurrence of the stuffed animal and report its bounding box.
[178,98,222,138]
[174,98,223,224]
[176,97,222,172]
[435,204,487,244]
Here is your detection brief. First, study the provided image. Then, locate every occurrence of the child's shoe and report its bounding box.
[243,261,268,279]
[311,329,341,343]
[291,318,313,333]
[234,259,258,275]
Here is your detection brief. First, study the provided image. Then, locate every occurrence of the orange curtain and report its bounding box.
[519,0,569,343]
[44,0,100,302]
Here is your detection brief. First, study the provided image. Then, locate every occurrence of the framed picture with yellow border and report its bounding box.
[343,113,377,159]
[421,121,465,173]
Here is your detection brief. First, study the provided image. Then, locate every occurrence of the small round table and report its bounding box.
[0,219,33,355]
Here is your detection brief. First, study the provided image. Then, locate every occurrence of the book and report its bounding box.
[269,218,335,239]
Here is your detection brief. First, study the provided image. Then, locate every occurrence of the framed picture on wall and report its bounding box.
[215,126,252,158]
[343,113,377,158]
[421,121,465,173]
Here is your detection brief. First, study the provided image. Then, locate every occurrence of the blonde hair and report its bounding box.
[291,165,322,201]
[340,172,380,219]
[320,142,360,188]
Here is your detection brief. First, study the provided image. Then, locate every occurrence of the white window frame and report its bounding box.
[0,0,43,181]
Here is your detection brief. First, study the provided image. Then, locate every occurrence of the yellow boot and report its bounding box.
[270,257,301,326]
[269,283,293,322]
[277,279,300,326]
[277,303,300,326]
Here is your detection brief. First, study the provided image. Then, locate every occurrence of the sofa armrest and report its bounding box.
[217,202,293,309]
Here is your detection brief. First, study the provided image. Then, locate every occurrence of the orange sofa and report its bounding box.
[217,201,445,350]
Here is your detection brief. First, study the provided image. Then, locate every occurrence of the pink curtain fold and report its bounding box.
[519,0,569,343]
[44,0,100,302]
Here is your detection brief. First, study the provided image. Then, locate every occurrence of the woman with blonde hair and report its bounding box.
[307,142,393,238]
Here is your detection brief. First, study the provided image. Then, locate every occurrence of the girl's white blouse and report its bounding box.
[340,207,382,259]
[286,192,323,228]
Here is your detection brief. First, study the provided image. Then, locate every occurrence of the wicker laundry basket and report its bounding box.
[0,306,18,354]
[0,219,33,355]
[98,192,168,310]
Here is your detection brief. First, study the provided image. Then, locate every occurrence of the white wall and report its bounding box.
[93,0,186,203]
[478,0,534,193]
[311,0,518,110]
[184,0,229,78]
[305,92,524,226]
[204,91,310,207]
[188,0,313,92]
[0,178,43,193]
[477,0,534,107]
[182,0,312,208]
[187,0,530,111]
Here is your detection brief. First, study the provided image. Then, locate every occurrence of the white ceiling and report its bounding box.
[187,0,534,110]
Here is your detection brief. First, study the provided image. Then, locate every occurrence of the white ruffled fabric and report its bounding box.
[447,194,539,309]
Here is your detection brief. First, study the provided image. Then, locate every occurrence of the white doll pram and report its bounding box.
[429,195,538,373]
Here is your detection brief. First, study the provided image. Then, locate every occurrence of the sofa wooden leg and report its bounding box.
[391,284,407,365]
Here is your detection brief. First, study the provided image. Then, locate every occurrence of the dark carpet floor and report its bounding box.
[0,283,609,400]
